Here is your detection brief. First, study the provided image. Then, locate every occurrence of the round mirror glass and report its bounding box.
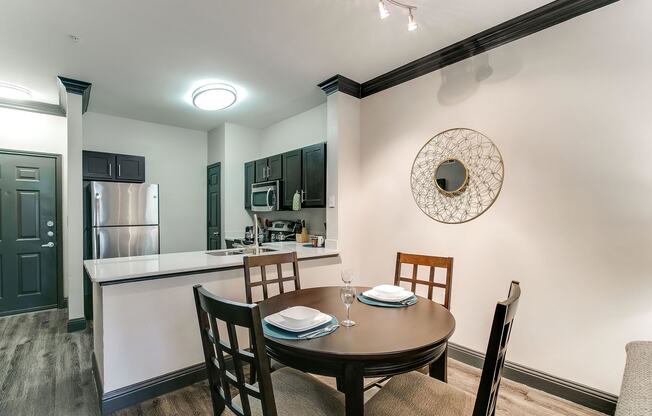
[434,159,468,194]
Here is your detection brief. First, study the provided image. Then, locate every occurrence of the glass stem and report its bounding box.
[346,305,350,322]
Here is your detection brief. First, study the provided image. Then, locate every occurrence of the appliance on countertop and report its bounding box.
[269,220,296,242]
[251,181,280,212]
[84,181,160,259]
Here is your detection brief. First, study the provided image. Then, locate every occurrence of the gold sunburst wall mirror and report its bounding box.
[410,128,504,224]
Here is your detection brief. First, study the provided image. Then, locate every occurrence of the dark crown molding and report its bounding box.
[319,0,621,98]
[318,75,361,98]
[58,76,93,113]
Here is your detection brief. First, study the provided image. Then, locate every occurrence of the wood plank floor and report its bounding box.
[0,309,606,416]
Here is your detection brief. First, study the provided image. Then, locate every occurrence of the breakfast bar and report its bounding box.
[84,243,339,414]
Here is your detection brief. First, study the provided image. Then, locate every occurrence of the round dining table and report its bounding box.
[258,286,456,416]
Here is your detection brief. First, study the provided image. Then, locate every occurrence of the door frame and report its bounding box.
[206,162,221,250]
[0,148,65,311]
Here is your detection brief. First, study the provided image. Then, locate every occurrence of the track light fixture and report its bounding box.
[377,0,418,31]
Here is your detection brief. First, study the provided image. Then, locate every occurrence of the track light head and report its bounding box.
[378,0,390,19]
[407,9,418,31]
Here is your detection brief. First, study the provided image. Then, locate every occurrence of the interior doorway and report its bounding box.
[207,163,221,250]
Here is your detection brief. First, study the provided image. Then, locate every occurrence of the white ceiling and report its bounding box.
[0,0,551,130]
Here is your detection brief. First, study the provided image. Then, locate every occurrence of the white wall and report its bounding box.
[260,103,326,155]
[0,107,67,155]
[83,112,207,254]
[358,0,652,394]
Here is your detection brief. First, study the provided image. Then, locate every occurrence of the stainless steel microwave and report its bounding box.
[251,181,280,212]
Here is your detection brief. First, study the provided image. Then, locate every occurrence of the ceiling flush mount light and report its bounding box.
[0,81,33,101]
[192,83,237,111]
[375,0,418,31]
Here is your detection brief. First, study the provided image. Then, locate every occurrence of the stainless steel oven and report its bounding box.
[251,181,280,212]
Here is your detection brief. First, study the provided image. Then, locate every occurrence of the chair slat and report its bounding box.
[394,252,454,309]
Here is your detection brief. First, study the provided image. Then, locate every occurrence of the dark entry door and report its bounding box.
[207,163,221,250]
[0,152,58,316]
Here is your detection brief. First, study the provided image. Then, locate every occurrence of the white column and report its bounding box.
[58,78,88,329]
[326,92,362,276]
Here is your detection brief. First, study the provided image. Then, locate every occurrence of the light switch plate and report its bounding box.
[328,195,336,208]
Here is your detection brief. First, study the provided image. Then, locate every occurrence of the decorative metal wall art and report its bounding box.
[410,128,504,224]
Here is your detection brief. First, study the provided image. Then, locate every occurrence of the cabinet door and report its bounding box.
[244,161,255,209]
[302,143,326,207]
[115,154,145,182]
[255,158,268,183]
[83,151,115,181]
[267,154,283,181]
[282,150,302,209]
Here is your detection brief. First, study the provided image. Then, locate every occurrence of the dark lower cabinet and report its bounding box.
[82,151,145,183]
[302,143,326,207]
[282,149,302,208]
[115,154,145,182]
[83,151,115,181]
[244,161,255,209]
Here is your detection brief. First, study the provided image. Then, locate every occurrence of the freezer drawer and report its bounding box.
[90,181,159,226]
[91,226,159,259]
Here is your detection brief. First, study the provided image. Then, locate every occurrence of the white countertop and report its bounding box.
[83,242,339,284]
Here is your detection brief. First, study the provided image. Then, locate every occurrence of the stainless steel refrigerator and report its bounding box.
[85,181,160,259]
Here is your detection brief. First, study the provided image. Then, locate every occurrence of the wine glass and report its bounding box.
[340,285,357,327]
[341,269,354,286]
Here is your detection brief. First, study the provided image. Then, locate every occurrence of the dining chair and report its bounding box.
[365,281,521,416]
[193,285,345,416]
[394,252,453,309]
[243,252,301,304]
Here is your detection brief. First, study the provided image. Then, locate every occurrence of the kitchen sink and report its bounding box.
[206,247,278,256]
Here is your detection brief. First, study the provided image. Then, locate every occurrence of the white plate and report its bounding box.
[363,289,414,302]
[265,312,331,332]
[373,284,404,296]
[278,306,321,325]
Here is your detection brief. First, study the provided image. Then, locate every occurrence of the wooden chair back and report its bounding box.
[193,285,277,416]
[394,252,453,309]
[243,252,301,304]
[473,281,521,416]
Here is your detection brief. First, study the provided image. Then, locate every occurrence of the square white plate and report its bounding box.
[363,289,414,302]
[373,284,404,296]
[265,312,331,332]
[278,306,321,325]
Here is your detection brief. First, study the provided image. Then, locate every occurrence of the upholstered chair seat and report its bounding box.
[365,371,474,416]
[227,367,345,416]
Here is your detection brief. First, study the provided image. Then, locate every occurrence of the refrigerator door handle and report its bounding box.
[94,231,101,259]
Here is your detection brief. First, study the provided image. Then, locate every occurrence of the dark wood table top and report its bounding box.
[258,286,456,360]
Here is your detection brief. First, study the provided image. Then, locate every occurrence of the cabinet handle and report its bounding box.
[266,166,270,178]
[118,164,121,177]
[108,163,112,177]
[301,190,305,203]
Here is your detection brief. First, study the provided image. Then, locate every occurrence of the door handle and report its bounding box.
[213,232,220,236]
[109,163,112,177]
[41,242,55,248]
[118,164,121,177]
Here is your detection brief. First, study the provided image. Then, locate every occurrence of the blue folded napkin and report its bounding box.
[262,315,339,340]
[356,293,418,308]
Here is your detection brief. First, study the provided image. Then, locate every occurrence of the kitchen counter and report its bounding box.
[84,242,338,285]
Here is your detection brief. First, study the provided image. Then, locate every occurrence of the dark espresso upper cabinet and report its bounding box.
[267,154,282,181]
[244,142,326,210]
[83,151,145,183]
[244,161,255,209]
[282,149,302,208]
[83,151,115,181]
[302,143,326,207]
[115,154,145,182]
[254,154,283,183]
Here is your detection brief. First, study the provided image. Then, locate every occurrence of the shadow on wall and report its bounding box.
[437,48,524,105]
